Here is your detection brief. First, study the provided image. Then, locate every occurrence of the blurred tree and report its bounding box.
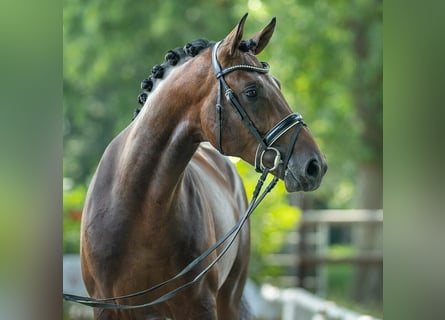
[347,0,382,306]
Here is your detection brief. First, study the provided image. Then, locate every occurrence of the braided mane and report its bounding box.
[133,38,257,119]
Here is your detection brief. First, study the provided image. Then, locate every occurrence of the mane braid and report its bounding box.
[132,39,214,120]
[132,38,259,120]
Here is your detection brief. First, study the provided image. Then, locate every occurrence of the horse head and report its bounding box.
[201,14,327,192]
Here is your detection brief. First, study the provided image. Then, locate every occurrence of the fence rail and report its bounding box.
[297,253,382,266]
[261,284,381,320]
[301,210,383,225]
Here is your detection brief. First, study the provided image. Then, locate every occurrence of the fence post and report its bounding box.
[282,300,297,320]
[316,222,329,297]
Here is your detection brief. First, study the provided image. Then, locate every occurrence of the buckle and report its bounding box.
[258,147,282,172]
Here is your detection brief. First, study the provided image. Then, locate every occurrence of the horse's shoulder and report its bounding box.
[189,143,237,181]
[195,142,237,173]
[185,143,246,201]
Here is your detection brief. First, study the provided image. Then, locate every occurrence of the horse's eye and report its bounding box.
[245,88,258,98]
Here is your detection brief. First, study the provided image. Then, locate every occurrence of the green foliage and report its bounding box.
[235,159,300,282]
[63,185,86,253]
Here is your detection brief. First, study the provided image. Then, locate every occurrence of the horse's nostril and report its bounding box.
[306,159,320,178]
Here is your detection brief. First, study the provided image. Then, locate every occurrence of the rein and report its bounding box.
[63,168,278,309]
[63,40,306,310]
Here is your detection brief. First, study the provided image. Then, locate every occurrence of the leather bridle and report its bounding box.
[212,40,306,173]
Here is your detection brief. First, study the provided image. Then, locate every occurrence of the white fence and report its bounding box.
[298,209,383,297]
[261,210,383,296]
[260,283,381,320]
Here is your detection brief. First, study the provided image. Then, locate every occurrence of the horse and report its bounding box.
[79,14,327,320]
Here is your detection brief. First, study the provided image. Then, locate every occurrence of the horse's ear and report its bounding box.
[223,13,248,57]
[249,17,276,55]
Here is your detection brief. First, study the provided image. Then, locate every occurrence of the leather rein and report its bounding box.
[63,40,306,309]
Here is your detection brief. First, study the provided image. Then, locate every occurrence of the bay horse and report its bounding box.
[79,14,327,320]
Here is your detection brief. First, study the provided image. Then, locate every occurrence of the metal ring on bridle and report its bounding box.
[259,147,282,172]
[254,114,306,173]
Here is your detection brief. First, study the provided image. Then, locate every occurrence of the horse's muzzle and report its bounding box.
[284,155,327,192]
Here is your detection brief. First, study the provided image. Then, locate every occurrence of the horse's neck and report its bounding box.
[106,54,213,210]
[115,105,199,208]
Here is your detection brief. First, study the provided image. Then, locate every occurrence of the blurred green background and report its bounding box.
[4,1,445,319]
[63,0,381,317]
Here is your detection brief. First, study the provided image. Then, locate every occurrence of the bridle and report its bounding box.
[63,40,307,310]
[212,40,306,173]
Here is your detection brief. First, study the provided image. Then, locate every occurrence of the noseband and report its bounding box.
[212,40,306,173]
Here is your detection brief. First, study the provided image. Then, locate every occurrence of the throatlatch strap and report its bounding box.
[216,80,224,154]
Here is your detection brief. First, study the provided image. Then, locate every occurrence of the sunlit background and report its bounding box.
[63,0,382,319]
